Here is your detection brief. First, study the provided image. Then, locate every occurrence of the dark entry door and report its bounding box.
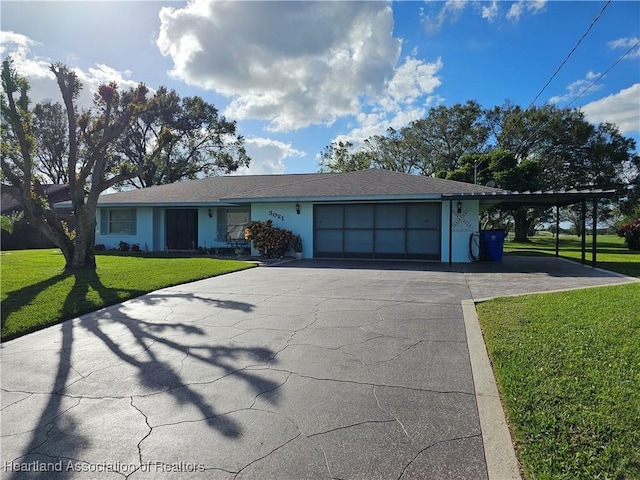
[165,209,198,250]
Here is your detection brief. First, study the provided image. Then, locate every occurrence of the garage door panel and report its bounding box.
[408,203,439,228]
[375,230,405,253]
[345,230,374,253]
[316,229,343,252]
[376,204,405,228]
[315,205,343,228]
[407,230,440,255]
[345,205,374,228]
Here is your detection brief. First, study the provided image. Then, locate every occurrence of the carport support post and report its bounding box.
[581,200,587,264]
[591,198,598,268]
[555,204,560,257]
[448,200,453,267]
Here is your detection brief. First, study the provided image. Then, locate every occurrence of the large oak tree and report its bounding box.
[116,86,249,189]
[320,102,637,241]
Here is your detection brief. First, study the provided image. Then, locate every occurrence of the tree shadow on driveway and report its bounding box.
[3,271,279,479]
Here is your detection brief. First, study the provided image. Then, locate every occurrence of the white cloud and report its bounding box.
[422,0,468,34]
[480,1,499,22]
[335,54,443,145]
[506,0,547,21]
[157,1,401,132]
[386,57,443,107]
[422,0,546,33]
[0,31,38,57]
[549,71,603,104]
[581,84,640,135]
[233,137,305,175]
[0,30,142,110]
[0,31,58,99]
[607,37,640,59]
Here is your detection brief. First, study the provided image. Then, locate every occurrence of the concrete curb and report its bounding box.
[462,299,522,480]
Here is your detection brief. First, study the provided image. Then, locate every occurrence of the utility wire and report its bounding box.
[494,36,638,172]
[566,39,640,107]
[523,38,640,144]
[497,0,619,156]
[527,0,611,109]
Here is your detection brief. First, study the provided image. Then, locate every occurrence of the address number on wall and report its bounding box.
[268,211,284,221]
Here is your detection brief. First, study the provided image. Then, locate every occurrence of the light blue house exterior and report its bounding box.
[94,169,497,262]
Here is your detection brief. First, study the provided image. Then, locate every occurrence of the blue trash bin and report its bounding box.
[481,229,506,261]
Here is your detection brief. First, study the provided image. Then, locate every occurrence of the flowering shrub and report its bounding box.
[618,218,640,251]
[245,220,294,258]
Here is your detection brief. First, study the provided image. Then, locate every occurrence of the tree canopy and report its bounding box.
[319,101,638,240]
[116,86,249,189]
[0,57,250,269]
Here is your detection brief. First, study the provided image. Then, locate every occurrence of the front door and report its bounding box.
[165,209,198,250]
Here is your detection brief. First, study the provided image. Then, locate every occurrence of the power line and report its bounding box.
[527,0,611,109]
[505,38,639,165]
[567,39,640,107]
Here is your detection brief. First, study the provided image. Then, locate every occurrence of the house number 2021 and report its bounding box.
[268,210,284,221]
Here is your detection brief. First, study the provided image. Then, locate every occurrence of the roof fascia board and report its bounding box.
[221,194,444,203]
[61,202,244,208]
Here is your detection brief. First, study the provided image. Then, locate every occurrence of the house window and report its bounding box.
[100,209,137,235]
[216,208,250,241]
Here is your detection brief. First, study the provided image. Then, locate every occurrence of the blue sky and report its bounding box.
[1,1,639,176]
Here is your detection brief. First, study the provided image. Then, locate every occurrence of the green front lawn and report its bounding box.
[1,249,255,340]
[478,283,640,479]
[482,233,640,477]
[504,234,640,278]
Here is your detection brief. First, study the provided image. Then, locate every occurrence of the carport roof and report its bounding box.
[94,169,502,206]
[443,188,617,208]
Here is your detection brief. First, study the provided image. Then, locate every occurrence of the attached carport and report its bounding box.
[443,188,617,267]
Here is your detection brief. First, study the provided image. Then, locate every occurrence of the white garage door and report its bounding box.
[314,203,441,260]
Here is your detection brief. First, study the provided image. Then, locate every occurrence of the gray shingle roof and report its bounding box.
[96,169,503,206]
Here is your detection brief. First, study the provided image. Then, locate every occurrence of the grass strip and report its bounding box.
[477,283,640,479]
[1,249,255,340]
[504,234,640,278]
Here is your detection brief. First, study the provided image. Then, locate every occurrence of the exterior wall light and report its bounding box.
[295,202,301,215]
[457,201,462,214]
[208,208,213,218]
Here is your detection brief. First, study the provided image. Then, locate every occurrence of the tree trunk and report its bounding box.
[513,208,534,242]
[68,202,97,270]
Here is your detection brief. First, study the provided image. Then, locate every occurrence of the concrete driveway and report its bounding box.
[1,258,633,479]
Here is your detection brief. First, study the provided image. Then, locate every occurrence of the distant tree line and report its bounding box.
[319,100,639,241]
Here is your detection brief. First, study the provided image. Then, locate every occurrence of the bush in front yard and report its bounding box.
[618,218,640,251]
[245,220,293,258]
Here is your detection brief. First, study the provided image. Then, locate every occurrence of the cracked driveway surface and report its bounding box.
[8,258,623,480]
[1,260,484,479]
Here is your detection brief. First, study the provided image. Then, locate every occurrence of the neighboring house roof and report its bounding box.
[93,169,503,207]
[1,184,72,215]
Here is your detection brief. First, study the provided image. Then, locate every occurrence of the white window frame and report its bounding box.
[100,208,137,235]
[216,208,250,242]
